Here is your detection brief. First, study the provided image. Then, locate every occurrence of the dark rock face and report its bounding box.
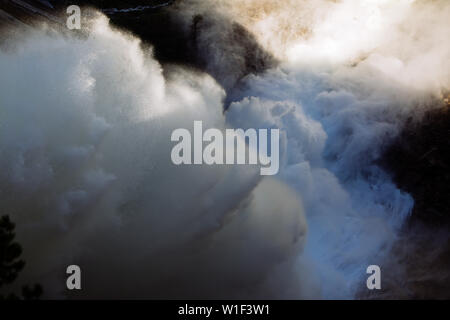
[0,0,63,28]
[187,13,277,93]
[100,4,194,67]
[383,100,450,225]
[363,101,450,299]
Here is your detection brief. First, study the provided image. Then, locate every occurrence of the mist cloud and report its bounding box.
[0,15,306,298]
[0,0,449,299]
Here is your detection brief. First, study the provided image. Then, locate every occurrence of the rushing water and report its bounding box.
[0,0,449,299]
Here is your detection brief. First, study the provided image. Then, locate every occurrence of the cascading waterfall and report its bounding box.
[0,0,448,299]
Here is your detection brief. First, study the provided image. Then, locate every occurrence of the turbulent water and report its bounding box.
[0,0,449,299]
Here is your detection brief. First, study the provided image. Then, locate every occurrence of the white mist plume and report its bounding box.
[0,15,307,298]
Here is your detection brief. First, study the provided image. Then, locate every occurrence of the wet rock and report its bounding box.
[383,98,450,225]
